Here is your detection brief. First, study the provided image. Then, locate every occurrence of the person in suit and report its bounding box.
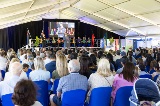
[41,32,46,47]
[63,34,70,48]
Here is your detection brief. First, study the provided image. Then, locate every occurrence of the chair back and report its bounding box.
[139,74,152,79]
[53,79,59,94]
[114,86,133,106]
[62,89,86,106]
[153,74,160,82]
[1,93,14,106]
[26,69,32,78]
[34,80,49,106]
[149,69,156,74]
[1,70,5,79]
[89,87,112,106]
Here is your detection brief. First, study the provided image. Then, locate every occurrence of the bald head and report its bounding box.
[10,62,22,76]
[68,59,80,73]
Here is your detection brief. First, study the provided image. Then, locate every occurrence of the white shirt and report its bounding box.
[0,75,20,98]
[19,71,28,80]
[20,54,26,62]
[44,58,51,66]
[15,101,42,106]
[29,69,50,81]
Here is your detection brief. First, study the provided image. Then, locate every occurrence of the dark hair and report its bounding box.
[116,50,120,55]
[139,64,145,71]
[70,52,77,60]
[79,57,90,78]
[146,54,153,66]
[97,51,103,59]
[120,62,135,82]
[23,64,29,69]
[157,53,160,63]
[90,54,97,65]
[137,58,143,65]
[121,56,129,65]
[106,53,113,62]
[128,51,133,62]
[50,53,56,59]
[32,52,36,58]
[12,80,37,106]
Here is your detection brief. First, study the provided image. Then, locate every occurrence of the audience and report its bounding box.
[111,62,137,102]
[45,53,56,77]
[52,52,68,80]
[50,59,88,106]
[79,57,92,79]
[0,62,22,99]
[12,79,42,106]
[29,57,50,82]
[88,58,114,101]
[1,47,160,105]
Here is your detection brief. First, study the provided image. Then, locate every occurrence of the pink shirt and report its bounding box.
[111,74,137,101]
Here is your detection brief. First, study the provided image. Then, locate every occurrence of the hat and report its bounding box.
[121,51,126,56]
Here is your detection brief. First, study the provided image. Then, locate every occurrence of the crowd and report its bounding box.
[0,46,160,106]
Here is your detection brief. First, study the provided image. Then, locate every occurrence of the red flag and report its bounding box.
[91,33,95,47]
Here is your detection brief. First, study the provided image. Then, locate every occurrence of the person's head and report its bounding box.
[56,53,68,77]
[79,57,89,74]
[106,53,113,62]
[139,64,145,71]
[121,56,129,66]
[97,51,103,59]
[97,58,112,77]
[70,52,77,60]
[128,51,133,62]
[121,62,135,82]
[137,58,143,65]
[68,59,80,73]
[116,50,121,55]
[146,54,153,66]
[134,66,140,78]
[153,63,159,72]
[150,60,157,70]
[10,58,20,64]
[10,62,22,76]
[12,79,37,106]
[90,54,97,65]
[34,57,45,70]
[50,53,56,60]
[23,64,29,72]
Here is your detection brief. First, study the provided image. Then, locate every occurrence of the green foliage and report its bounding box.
[109,37,114,45]
[34,36,40,47]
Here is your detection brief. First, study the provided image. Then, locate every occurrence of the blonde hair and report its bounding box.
[10,62,22,75]
[10,58,20,64]
[34,57,45,70]
[56,53,68,77]
[97,58,112,77]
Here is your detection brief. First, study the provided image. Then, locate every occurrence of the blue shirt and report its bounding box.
[45,61,56,78]
[57,73,88,99]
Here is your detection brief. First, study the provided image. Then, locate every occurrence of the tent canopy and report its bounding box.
[0,0,160,37]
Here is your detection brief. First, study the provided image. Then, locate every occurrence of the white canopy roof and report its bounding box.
[1,0,160,37]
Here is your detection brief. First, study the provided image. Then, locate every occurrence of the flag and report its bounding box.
[103,32,107,45]
[91,33,95,47]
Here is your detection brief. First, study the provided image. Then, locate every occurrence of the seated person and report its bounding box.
[50,59,88,106]
[111,62,137,102]
[29,57,50,82]
[12,79,42,106]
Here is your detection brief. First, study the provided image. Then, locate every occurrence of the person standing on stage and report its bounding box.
[77,37,82,47]
[82,37,86,47]
[72,37,76,47]
[57,37,61,48]
[41,32,46,48]
[87,37,91,47]
[63,34,70,48]
[52,37,56,47]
